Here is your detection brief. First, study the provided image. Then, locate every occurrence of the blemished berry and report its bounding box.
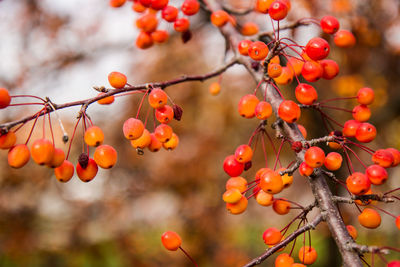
[263,227,282,245]
[255,190,274,206]
[355,122,376,143]
[156,105,174,123]
[235,144,253,163]
[123,118,145,140]
[358,208,381,229]
[226,195,248,214]
[241,22,259,36]
[343,119,361,137]
[0,88,11,109]
[131,129,152,149]
[297,124,307,139]
[97,93,115,105]
[302,60,323,82]
[298,246,317,265]
[84,126,104,147]
[295,83,318,105]
[320,15,340,34]
[0,131,17,149]
[278,100,300,123]
[274,66,294,85]
[151,30,169,43]
[150,0,168,10]
[161,231,182,251]
[162,6,178,22]
[386,148,400,167]
[304,146,325,168]
[76,157,98,182]
[334,30,356,48]
[109,0,126,8]
[275,253,294,267]
[54,160,74,182]
[305,37,330,61]
[211,10,230,27]
[324,152,342,171]
[223,188,242,204]
[268,63,283,78]
[108,71,127,89]
[8,144,30,168]
[163,133,179,150]
[181,0,200,16]
[174,18,190,32]
[346,225,358,240]
[255,101,273,120]
[238,40,252,56]
[268,0,288,21]
[352,104,371,122]
[248,41,269,61]
[148,133,162,152]
[136,13,158,32]
[346,172,371,195]
[366,164,388,185]
[320,59,339,80]
[226,176,247,192]
[372,149,394,168]
[357,87,374,105]
[260,170,284,194]
[31,138,55,165]
[238,94,259,118]
[136,31,153,49]
[94,145,117,169]
[255,0,274,13]
[223,155,244,177]
[209,82,221,96]
[273,199,290,215]
[47,148,65,168]
[299,162,313,176]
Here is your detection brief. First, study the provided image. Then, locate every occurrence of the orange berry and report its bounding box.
[226,176,247,192]
[255,0,274,13]
[270,55,280,64]
[223,188,242,204]
[136,31,153,49]
[136,13,158,32]
[346,172,371,195]
[278,168,293,188]
[299,162,313,176]
[238,94,259,118]
[151,30,169,43]
[275,253,294,267]
[241,22,259,36]
[238,40,252,56]
[273,198,290,215]
[8,144,30,168]
[355,122,376,143]
[301,60,323,82]
[268,63,283,78]
[148,88,168,109]
[161,5,178,22]
[324,152,342,171]
[304,146,325,168]
[355,188,374,206]
[352,104,371,122]
[163,133,179,150]
[268,0,289,21]
[131,129,152,149]
[334,30,356,48]
[211,10,230,27]
[274,66,294,85]
[47,148,65,168]
[154,124,173,143]
[54,160,74,182]
[109,0,126,8]
[296,124,307,139]
[76,158,98,182]
[343,119,361,137]
[372,149,394,168]
[0,131,17,149]
[298,246,317,265]
[108,71,127,89]
[226,195,248,214]
[260,170,284,194]
[396,216,400,230]
[209,82,221,96]
[366,164,388,185]
[174,18,190,32]
[320,59,339,80]
[255,101,273,120]
[0,88,11,109]
[248,41,269,61]
[156,105,174,123]
[358,208,381,229]
[278,100,300,123]
[161,231,182,251]
[132,2,146,12]
[84,126,104,147]
[357,87,374,105]
[31,138,55,165]
[234,144,253,163]
[123,118,145,140]
[386,148,400,167]
[181,0,200,16]
[148,133,162,152]
[346,225,358,240]
[295,83,318,105]
[97,93,115,105]
[287,57,304,76]
[94,145,117,169]
[256,190,274,206]
[263,227,282,245]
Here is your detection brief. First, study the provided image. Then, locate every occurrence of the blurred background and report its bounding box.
[0,0,399,266]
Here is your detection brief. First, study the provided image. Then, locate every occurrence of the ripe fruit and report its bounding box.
[268,63,283,78]
[136,13,158,32]
[334,30,356,48]
[320,59,339,80]
[396,216,400,230]
[278,100,300,123]
[287,57,304,76]
[357,87,374,105]
[366,164,388,185]
[255,190,274,206]
[273,199,290,215]
[150,0,168,10]
[260,170,284,194]
[31,138,55,165]
[0,131,17,149]
[295,83,318,105]
[275,253,294,267]
[148,88,168,109]
[123,118,145,140]
[108,71,127,89]
[388,261,400,267]
[343,120,361,137]
[162,6,178,22]
[54,160,74,182]
[181,0,200,16]
[358,208,381,229]
[211,10,230,27]
[324,152,342,171]
[355,122,376,143]
[268,0,288,20]
[163,133,179,150]
[255,0,274,13]
[241,22,259,36]
[352,104,371,122]
[274,66,294,85]
[305,37,330,61]
[174,18,190,32]
[131,129,152,149]
[76,158,98,182]
[151,30,169,43]
[301,60,323,82]
[97,93,115,105]
[255,101,273,119]
[148,133,162,152]
[386,148,400,167]
[47,148,65,168]
[304,146,325,168]
[226,176,247,192]
[154,124,173,143]
[136,31,153,49]
[320,15,340,34]
[0,88,11,109]
[94,145,117,169]
[238,40,252,56]
[8,144,30,168]
[109,0,126,8]
[297,124,307,139]
[372,149,394,168]
[223,155,244,177]
[280,170,293,188]
[226,195,248,214]
[223,188,242,204]
[235,144,253,163]
[209,82,221,95]
[156,105,174,123]
[346,225,358,240]
[248,41,269,61]
[138,0,151,7]
[238,94,259,118]
[346,172,371,195]
[132,1,146,12]
[299,162,313,176]
[161,231,182,251]
[84,126,104,147]
[263,227,282,245]
[298,246,317,265]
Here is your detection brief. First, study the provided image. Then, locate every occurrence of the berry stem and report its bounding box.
[179,246,199,267]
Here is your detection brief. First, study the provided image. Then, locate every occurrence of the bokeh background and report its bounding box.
[0,0,399,266]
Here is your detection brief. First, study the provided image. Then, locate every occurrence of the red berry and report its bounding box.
[238,40,252,56]
[263,227,282,245]
[302,61,323,82]
[54,160,74,182]
[305,146,325,168]
[248,41,269,61]
[123,118,145,140]
[372,149,394,168]
[357,87,374,105]
[273,198,290,215]
[388,261,400,267]
[238,94,259,118]
[108,72,127,89]
[365,164,388,185]
[278,100,301,123]
[156,105,174,123]
[352,104,371,122]
[305,37,330,61]
[386,148,400,167]
[334,30,356,48]
[295,83,318,105]
[346,172,371,195]
[76,158,98,182]
[181,0,200,16]
[211,10,230,27]
[174,18,190,32]
[320,59,339,80]
[8,144,30,168]
[299,162,313,176]
[0,88,11,109]
[235,144,253,163]
[346,225,358,240]
[136,31,153,49]
[355,122,376,143]
[223,155,244,177]
[150,0,168,10]
[162,6,178,22]
[161,231,182,251]
[94,145,118,169]
[298,246,317,265]
[275,253,295,267]
[320,15,340,34]
[31,138,55,165]
[260,170,284,194]
[268,0,288,21]
[343,119,361,137]
[324,152,342,171]
[255,101,273,119]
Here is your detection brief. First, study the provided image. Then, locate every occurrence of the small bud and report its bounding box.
[173,104,183,121]
[244,161,252,171]
[291,141,303,153]
[78,153,89,169]
[181,30,192,43]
